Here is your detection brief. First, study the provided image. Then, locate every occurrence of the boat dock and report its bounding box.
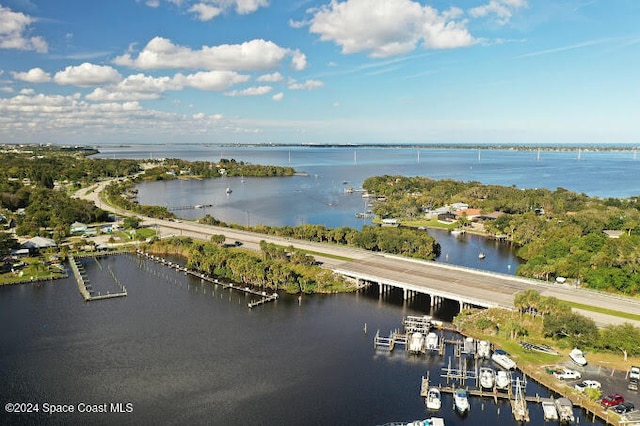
[136,250,278,309]
[69,255,127,302]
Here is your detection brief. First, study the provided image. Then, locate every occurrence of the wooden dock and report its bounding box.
[69,255,127,302]
[136,250,279,309]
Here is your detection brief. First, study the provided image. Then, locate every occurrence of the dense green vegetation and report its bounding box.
[200,215,441,260]
[141,158,296,181]
[363,175,640,294]
[457,290,640,359]
[144,237,354,294]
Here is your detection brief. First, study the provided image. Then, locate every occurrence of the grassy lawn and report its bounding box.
[565,301,640,322]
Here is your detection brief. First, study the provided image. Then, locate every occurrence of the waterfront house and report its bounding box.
[21,236,56,254]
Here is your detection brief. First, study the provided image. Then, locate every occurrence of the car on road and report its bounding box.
[575,380,601,392]
[601,393,625,409]
[553,368,582,380]
[613,402,635,414]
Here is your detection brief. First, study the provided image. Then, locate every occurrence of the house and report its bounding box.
[437,212,457,222]
[70,222,88,234]
[477,211,505,221]
[21,236,56,254]
[455,208,482,219]
[451,202,469,210]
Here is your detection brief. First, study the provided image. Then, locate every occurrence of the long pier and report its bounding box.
[69,255,127,302]
[136,250,278,309]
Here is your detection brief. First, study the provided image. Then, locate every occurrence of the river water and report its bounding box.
[118,145,638,275]
[0,255,604,425]
[1,145,630,424]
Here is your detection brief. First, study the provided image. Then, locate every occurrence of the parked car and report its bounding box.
[575,380,601,392]
[629,378,638,391]
[553,368,582,380]
[601,393,624,409]
[631,366,640,380]
[613,402,635,414]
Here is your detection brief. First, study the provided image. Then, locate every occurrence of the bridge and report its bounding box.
[150,219,640,327]
[74,181,640,328]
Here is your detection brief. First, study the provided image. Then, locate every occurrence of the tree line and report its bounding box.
[144,237,353,294]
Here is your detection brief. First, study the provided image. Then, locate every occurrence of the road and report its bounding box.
[75,179,640,328]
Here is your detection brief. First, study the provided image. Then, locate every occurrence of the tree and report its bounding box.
[0,232,18,257]
[598,323,640,361]
[543,311,599,348]
[122,216,141,229]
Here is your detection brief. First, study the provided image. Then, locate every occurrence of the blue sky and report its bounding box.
[1,0,639,145]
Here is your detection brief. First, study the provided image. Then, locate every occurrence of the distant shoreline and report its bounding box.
[92,142,640,151]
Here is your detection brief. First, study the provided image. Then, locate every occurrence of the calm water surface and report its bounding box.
[0,255,604,425]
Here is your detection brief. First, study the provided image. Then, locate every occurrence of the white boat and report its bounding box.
[554,397,575,423]
[495,370,511,391]
[425,387,442,411]
[479,367,495,389]
[406,418,445,426]
[425,332,439,351]
[477,340,491,359]
[454,388,470,414]
[569,348,587,366]
[542,400,559,421]
[491,352,516,370]
[450,228,465,235]
[478,252,486,259]
[226,187,232,194]
[408,332,425,354]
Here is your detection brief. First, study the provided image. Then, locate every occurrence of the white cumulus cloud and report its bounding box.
[53,63,122,87]
[114,37,306,72]
[257,72,283,82]
[0,5,48,53]
[173,70,250,90]
[288,79,323,90]
[469,0,528,25]
[225,86,272,96]
[272,92,284,101]
[188,3,222,21]
[12,67,51,83]
[307,0,474,58]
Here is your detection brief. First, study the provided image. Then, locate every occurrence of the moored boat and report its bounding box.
[425,332,439,351]
[542,400,559,421]
[555,397,575,423]
[477,340,491,359]
[425,387,441,411]
[491,350,516,370]
[408,332,425,354]
[405,418,445,426]
[454,388,470,414]
[479,367,495,389]
[495,370,511,391]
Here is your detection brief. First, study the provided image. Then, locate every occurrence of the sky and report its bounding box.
[0,0,639,145]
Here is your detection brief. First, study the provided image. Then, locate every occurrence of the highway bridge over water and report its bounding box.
[77,181,640,328]
[153,219,640,328]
